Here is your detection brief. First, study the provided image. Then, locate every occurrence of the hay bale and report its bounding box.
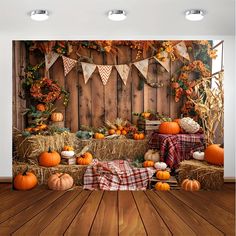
[177,160,224,190]
[13,161,87,186]
[14,132,77,161]
[14,133,148,162]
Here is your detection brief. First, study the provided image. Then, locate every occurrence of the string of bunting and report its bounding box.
[45,41,190,86]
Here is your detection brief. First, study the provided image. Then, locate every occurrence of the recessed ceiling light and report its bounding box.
[185,10,204,21]
[108,10,127,21]
[30,10,49,21]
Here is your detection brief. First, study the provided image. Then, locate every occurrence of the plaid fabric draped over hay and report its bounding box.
[149,132,205,168]
[83,159,155,190]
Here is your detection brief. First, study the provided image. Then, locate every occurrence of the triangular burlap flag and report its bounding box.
[174,41,190,61]
[62,56,77,76]
[81,62,96,84]
[154,56,170,73]
[115,64,130,85]
[133,59,149,79]
[97,65,113,85]
[45,52,59,71]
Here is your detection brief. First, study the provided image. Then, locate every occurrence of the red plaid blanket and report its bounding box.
[83,159,155,190]
[149,132,205,168]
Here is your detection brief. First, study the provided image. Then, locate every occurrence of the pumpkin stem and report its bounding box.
[48,147,52,153]
[220,143,224,148]
[22,166,29,176]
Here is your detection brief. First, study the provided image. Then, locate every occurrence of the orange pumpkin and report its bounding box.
[141,112,151,119]
[77,152,93,165]
[25,127,33,132]
[108,129,116,135]
[121,130,127,135]
[47,173,74,190]
[63,146,74,151]
[133,133,145,140]
[205,144,224,166]
[181,178,201,191]
[36,123,48,130]
[14,168,38,190]
[155,182,170,191]
[116,130,121,135]
[36,103,46,112]
[156,170,170,180]
[51,112,63,122]
[39,148,61,167]
[94,133,105,139]
[143,160,154,167]
[117,125,123,131]
[159,121,180,134]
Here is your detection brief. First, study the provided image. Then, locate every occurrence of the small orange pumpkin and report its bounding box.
[36,103,46,112]
[156,170,170,180]
[39,148,61,167]
[117,125,123,131]
[116,130,121,135]
[121,130,127,135]
[14,167,38,190]
[47,173,74,190]
[205,144,224,166]
[77,152,93,165]
[51,112,64,122]
[36,123,48,130]
[181,178,201,191]
[155,182,170,191]
[63,146,74,151]
[94,133,105,139]
[141,112,151,119]
[108,129,116,135]
[143,160,154,167]
[133,133,145,140]
[159,121,180,135]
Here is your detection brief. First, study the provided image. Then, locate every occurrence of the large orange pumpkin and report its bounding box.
[181,178,201,191]
[77,152,93,165]
[205,144,224,166]
[159,121,180,134]
[14,168,38,190]
[51,112,64,122]
[156,170,170,180]
[39,148,61,167]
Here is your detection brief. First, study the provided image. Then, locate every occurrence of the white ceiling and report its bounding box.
[0,0,234,39]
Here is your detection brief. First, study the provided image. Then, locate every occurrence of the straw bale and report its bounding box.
[177,159,224,190]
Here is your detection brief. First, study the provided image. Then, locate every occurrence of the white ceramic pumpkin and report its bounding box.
[144,149,160,162]
[179,117,200,134]
[193,151,205,161]
[61,150,75,158]
[47,173,74,190]
[154,162,167,170]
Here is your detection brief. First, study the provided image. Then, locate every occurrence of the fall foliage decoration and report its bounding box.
[155,182,170,191]
[143,160,155,167]
[14,167,38,190]
[39,147,61,167]
[159,121,180,134]
[47,173,74,190]
[156,170,170,180]
[205,144,224,166]
[77,152,93,165]
[181,178,201,191]
[36,103,46,111]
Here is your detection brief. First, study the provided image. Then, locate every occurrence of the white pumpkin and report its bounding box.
[48,173,74,190]
[144,149,160,162]
[154,162,167,170]
[193,151,205,161]
[179,117,200,134]
[61,150,75,158]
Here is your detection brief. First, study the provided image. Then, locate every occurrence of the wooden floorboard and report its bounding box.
[0,184,234,236]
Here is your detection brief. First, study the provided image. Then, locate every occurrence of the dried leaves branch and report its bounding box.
[189,72,224,145]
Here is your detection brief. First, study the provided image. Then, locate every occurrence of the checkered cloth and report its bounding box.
[149,132,205,168]
[83,159,155,190]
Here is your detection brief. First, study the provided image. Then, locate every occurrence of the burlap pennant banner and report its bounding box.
[133,59,149,79]
[174,41,190,61]
[62,56,77,76]
[115,64,130,85]
[97,65,113,85]
[45,52,59,71]
[154,53,170,73]
[81,62,97,84]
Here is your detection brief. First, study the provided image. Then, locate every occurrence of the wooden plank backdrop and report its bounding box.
[13,42,183,132]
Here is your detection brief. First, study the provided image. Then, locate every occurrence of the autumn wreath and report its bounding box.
[30,77,62,103]
[171,60,211,102]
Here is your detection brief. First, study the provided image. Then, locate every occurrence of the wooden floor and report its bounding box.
[0,184,235,236]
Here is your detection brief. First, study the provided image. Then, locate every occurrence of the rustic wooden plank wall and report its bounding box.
[13,42,183,132]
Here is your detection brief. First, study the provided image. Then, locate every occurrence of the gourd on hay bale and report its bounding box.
[12,160,87,186]
[177,160,224,190]
[14,132,77,161]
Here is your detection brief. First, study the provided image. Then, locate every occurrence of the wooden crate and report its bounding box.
[138,119,161,134]
[149,175,180,190]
